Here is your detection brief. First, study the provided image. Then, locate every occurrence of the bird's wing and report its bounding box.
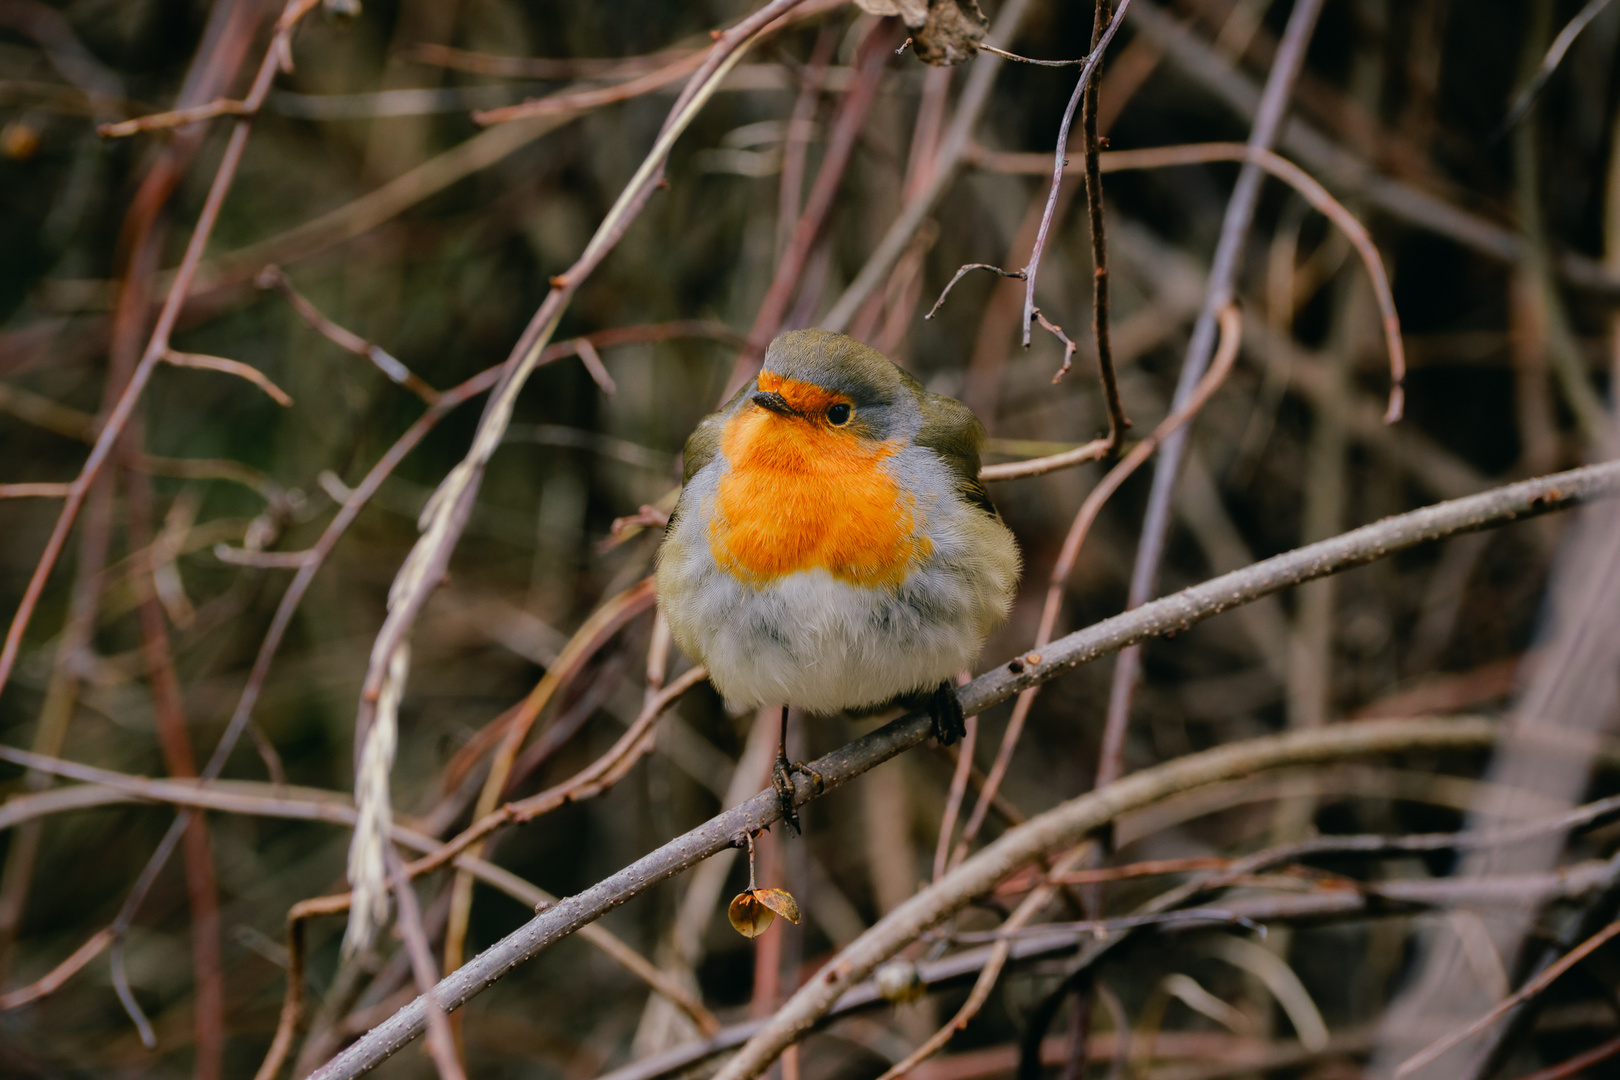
[681,381,751,486]
[914,390,999,519]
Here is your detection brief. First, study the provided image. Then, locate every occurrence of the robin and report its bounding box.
[656,329,1021,832]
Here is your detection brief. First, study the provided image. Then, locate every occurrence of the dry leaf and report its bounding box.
[913,0,988,66]
[728,891,774,938]
[855,0,988,66]
[727,888,802,938]
[751,887,801,925]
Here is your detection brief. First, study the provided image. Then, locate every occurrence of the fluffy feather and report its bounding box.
[656,331,1020,714]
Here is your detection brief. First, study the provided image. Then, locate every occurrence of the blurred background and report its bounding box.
[2,0,1619,1076]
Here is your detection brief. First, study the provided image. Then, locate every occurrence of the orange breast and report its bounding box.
[707,407,931,589]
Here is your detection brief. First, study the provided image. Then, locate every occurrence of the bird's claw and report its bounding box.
[928,681,966,745]
[772,755,824,836]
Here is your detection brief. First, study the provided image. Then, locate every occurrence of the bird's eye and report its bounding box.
[827,403,852,426]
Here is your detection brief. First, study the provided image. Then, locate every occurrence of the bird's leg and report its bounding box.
[770,705,823,836]
[928,681,966,745]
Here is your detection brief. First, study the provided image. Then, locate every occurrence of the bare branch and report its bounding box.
[570,337,618,395]
[0,483,73,499]
[1032,308,1078,383]
[256,265,439,403]
[924,263,1025,321]
[97,97,252,137]
[165,350,293,406]
[1395,920,1620,1078]
[1018,0,1133,348]
[979,439,1110,482]
[1498,0,1616,135]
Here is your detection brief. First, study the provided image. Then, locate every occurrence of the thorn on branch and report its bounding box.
[925,263,1026,320]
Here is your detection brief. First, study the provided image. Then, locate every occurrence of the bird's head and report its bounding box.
[747,329,918,446]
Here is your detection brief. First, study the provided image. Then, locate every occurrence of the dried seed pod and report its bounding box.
[853,0,988,66]
[750,888,801,925]
[727,888,801,938]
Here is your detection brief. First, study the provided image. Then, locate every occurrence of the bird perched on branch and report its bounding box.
[656,329,1020,832]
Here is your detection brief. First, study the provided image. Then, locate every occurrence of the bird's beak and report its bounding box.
[751,390,798,417]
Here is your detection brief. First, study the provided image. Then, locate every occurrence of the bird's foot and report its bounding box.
[771,754,824,836]
[928,681,966,745]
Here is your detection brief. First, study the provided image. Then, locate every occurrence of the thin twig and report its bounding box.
[212,546,313,568]
[97,96,252,137]
[1511,1034,1620,1080]
[165,350,293,406]
[0,483,73,499]
[1033,308,1079,383]
[440,577,659,973]
[933,714,977,882]
[472,51,706,124]
[399,43,695,81]
[0,927,115,1010]
[125,467,225,1077]
[425,659,706,884]
[571,337,617,395]
[979,439,1111,482]
[1497,0,1617,136]
[471,0,846,126]
[776,22,838,262]
[976,43,1089,67]
[924,263,1025,321]
[1079,0,1128,448]
[255,265,439,403]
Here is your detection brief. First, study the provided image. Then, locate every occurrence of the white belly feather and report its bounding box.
[656,445,1019,714]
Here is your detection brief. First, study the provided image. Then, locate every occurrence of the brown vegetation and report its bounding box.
[3,1,1620,1079]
